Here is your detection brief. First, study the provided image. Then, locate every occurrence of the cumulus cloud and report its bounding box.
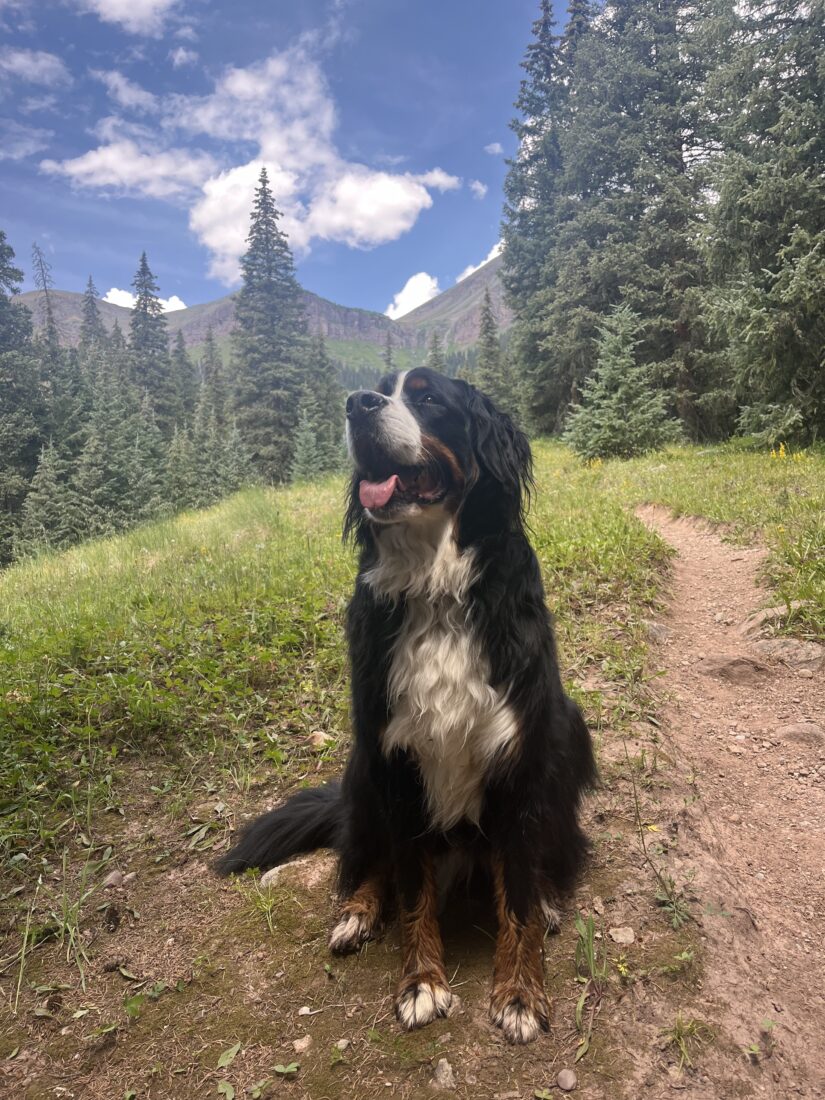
[42,139,216,200]
[91,69,157,112]
[484,141,504,156]
[44,41,462,284]
[385,272,440,320]
[169,46,198,68]
[456,241,502,283]
[75,0,180,36]
[0,118,53,160]
[0,46,72,86]
[469,179,488,200]
[103,287,187,311]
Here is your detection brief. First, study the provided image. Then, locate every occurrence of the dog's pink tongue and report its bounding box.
[359,474,399,509]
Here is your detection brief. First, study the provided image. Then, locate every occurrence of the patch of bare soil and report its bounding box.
[634,505,825,1099]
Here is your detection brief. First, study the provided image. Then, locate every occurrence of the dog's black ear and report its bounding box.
[460,381,533,522]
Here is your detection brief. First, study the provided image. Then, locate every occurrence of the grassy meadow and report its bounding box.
[0,440,822,1097]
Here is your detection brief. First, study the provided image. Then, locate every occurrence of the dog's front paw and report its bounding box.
[328,910,377,954]
[490,986,549,1044]
[395,973,452,1030]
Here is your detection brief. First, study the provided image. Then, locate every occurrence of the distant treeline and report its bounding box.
[0,170,345,566]
[502,0,824,446]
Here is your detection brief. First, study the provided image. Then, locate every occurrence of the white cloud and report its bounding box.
[469,179,488,200]
[169,46,198,68]
[75,0,180,36]
[456,241,502,283]
[103,287,187,311]
[91,69,157,112]
[385,272,440,320]
[20,93,58,114]
[42,42,462,284]
[0,47,71,86]
[0,118,52,160]
[42,139,216,200]
[484,142,504,156]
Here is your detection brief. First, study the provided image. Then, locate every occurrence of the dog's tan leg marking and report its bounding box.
[329,876,384,954]
[395,855,452,1029]
[489,859,549,1044]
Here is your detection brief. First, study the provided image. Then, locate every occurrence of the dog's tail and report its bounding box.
[215,782,342,876]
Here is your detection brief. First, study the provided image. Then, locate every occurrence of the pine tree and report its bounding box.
[0,231,43,564]
[217,418,252,496]
[232,167,308,481]
[504,0,715,436]
[563,306,682,460]
[425,331,446,372]
[129,252,180,436]
[165,425,198,510]
[702,0,825,440]
[190,387,224,506]
[31,241,60,354]
[199,326,228,426]
[382,328,395,372]
[125,394,166,522]
[79,275,106,350]
[18,440,76,553]
[290,407,323,482]
[474,287,509,408]
[171,329,198,423]
[299,334,345,471]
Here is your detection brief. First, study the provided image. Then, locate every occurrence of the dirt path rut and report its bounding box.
[636,506,825,1098]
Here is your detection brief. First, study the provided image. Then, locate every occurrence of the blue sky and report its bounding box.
[0,0,542,316]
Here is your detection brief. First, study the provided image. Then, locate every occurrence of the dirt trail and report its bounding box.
[636,506,825,1098]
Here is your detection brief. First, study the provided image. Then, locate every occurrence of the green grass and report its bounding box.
[0,449,666,875]
[1,439,821,878]
[575,440,825,638]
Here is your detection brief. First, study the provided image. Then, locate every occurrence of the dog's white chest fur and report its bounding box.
[366,519,518,830]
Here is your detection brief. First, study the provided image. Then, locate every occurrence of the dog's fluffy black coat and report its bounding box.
[218,368,596,1042]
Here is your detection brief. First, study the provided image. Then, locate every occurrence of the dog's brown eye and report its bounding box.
[419,393,434,404]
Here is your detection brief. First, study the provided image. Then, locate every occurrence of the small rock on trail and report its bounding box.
[431,1057,456,1090]
[557,1068,578,1091]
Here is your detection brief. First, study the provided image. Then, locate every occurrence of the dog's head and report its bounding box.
[344,367,532,542]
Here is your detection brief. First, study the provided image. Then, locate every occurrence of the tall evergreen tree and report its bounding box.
[165,425,198,510]
[199,325,228,426]
[425,330,446,372]
[563,306,682,460]
[382,328,395,372]
[298,334,345,471]
[129,252,179,436]
[18,440,76,553]
[171,329,198,422]
[31,241,60,354]
[702,0,825,440]
[290,407,323,482]
[125,394,166,522]
[474,287,509,408]
[79,275,106,351]
[232,167,307,481]
[0,232,43,564]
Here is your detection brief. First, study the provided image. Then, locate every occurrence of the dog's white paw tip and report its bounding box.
[396,980,452,1030]
[328,913,370,954]
[491,999,548,1044]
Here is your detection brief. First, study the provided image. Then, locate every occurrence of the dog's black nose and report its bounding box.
[346,390,388,420]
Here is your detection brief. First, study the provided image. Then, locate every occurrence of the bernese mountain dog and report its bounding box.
[218,367,596,1044]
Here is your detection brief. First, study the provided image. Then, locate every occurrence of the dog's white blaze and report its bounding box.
[370,517,519,830]
[376,370,421,465]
